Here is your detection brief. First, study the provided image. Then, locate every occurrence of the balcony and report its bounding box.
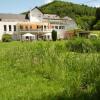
[18,29,52,33]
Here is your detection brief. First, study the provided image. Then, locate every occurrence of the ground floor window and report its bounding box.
[14,25,16,31]
[4,25,7,31]
[9,25,12,31]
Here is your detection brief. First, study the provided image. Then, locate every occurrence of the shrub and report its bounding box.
[2,34,12,42]
[52,30,57,41]
[66,38,94,53]
[89,34,98,40]
[91,39,100,52]
[93,21,100,30]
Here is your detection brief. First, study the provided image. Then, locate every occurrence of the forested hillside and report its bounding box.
[40,1,96,17]
[39,1,97,30]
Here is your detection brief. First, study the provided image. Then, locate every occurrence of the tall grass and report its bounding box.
[0,41,100,100]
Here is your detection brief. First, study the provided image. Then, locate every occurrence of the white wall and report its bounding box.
[0,22,18,40]
[30,8,43,22]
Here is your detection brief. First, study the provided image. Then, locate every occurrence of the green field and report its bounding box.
[0,41,100,100]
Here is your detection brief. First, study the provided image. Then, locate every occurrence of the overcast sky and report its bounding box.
[0,0,100,13]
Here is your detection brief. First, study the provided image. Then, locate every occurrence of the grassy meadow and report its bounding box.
[0,40,100,100]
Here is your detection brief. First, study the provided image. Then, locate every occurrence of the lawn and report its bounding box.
[0,41,100,100]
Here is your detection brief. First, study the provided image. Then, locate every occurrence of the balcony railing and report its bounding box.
[18,29,52,33]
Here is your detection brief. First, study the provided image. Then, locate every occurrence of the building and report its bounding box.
[0,7,77,41]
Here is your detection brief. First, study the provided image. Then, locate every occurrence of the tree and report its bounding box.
[96,7,100,20]
[52,30,57,41]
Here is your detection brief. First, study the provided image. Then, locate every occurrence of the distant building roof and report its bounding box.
[63,16,73,20]
[0,13,28,21]
[43,14,60,19]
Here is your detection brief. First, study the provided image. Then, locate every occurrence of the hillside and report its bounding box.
[40,1,96,18]
[39,1,96,30]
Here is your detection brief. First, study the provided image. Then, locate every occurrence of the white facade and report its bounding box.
[30,8,43,22]
[0,22,17,40]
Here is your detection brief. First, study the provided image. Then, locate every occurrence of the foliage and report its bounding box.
[96,7,100,20]
[0,41,100,99]
[66,38,95,53]
[91,39,100,52]
[75,16,96,30]
[93,21,100,30]
[52,30,57,41]
[2,34,12,42]
[40,1,96,18]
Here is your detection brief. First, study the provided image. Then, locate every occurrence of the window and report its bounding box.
[59,26,65,29]
[30,26,32,29]
[9,25,12,31]
[62,26,65,29]
[20,25,23,30]
[55,26,58,29]
[37,25,39,29]
[44,25,46,29]
[52,26,54,29]
[4,25,7,31]
[48,35,50,39]
[59,26,62,29]
[14,25,16,31]
[25,26,28,30]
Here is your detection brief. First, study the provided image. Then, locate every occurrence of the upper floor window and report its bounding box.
[25,26,28,30]
[62,26,65,29]
[9,25,12,31]
[30,26,32,29]
[59,26,62,29]
[4,25,7,31]
[59,26,65,29]
[52,26,54,29]
[55,26,58,29]
[20,25,23,30]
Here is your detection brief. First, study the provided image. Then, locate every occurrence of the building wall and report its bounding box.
[0,22,18,40]
[30,8,43,22]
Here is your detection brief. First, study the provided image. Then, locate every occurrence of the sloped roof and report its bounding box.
[63,16,73,20]
[0,13,28,21]
[31,7,44,14]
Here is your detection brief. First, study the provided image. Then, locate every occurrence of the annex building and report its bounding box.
[0,7,77,41]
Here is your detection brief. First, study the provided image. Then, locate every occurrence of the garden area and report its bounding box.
[0,38,100,100]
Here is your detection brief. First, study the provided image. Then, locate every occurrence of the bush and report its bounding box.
[91,39,100,52]
[89,34,98,40]
[66,38,94,53]
[93,21,100,30]
[2,34,12,42]
[52,30,57,41]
